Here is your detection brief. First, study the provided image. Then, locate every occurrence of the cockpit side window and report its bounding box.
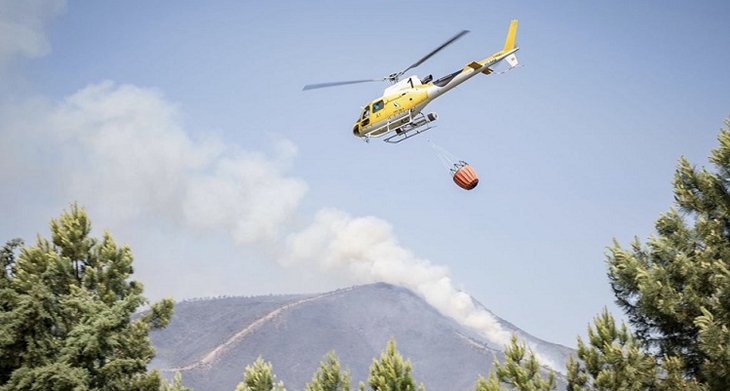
[372,100,385,113]
[362,105,370,120]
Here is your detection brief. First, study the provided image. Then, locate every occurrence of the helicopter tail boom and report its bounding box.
[461,19,519,74]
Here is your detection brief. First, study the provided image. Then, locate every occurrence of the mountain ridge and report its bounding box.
[149,283,571,391]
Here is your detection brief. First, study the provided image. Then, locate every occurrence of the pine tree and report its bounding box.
[565,309,706,391]
[305,351,351,391]
[607,120,730,390]
[0,204,174,391]
[566,310,656,391]
[474,334,555,391]
[234,356,286,391]
[160,371,193,391]
[366,338,424,391]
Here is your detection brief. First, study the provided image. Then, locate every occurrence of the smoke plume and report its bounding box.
[282,208,561,369]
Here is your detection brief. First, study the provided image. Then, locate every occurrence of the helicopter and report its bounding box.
[303,20,519,143]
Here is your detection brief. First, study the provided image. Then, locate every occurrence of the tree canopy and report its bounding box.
[485,119,730,391]
[365,338,424,391]
[235,356,286,391]
[565,309,705,391]
[474,335,555,391]
[607,120,730,390]
[305,351,351,391]
[0,204,173,391]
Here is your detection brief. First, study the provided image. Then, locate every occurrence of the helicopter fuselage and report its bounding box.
[351,20,519,143]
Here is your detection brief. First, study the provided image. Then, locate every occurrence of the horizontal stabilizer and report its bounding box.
[466,61,493,75]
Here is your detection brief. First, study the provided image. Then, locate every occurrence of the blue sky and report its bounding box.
[1,0,729,353]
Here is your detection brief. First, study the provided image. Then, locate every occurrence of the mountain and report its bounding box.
[149,283,572,391]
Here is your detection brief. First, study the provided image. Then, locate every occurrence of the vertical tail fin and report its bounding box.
[502,19,518,52]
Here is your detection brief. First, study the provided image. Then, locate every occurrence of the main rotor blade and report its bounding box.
[304,30,469,89]
[399,30,470,76]
[302,79,383,91]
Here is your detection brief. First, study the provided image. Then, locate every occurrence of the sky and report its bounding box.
[1,0,729,353]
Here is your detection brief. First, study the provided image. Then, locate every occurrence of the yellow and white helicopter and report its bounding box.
[303,20,519,143]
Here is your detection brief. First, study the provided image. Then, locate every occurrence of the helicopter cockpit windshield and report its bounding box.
[360,105,371,127]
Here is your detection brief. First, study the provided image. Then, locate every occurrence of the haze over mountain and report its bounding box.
[150,283,572,391]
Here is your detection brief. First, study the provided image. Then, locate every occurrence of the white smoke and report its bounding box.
[46,82,307,247]
[283,208,559,369]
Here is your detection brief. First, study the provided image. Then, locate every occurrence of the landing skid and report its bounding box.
[383,112,437,144]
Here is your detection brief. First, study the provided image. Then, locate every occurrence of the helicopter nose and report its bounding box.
[352,124,360,136]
